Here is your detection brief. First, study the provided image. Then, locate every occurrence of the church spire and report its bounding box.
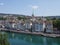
[32,13,34,17]
[32,8,34,17]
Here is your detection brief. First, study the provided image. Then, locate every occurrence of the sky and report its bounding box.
[0,0,60,16]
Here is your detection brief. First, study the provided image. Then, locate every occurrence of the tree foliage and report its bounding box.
[0,32,10,45]
[53,19,60,30]
[17,16,27,20]
[0,17,7,20]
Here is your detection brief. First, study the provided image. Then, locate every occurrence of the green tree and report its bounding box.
[53,20,60,30]
[17,16,27,20]
[0,17,7,20]
[52,17,56,20]
[0,32,10,45]
[46,17,50,20]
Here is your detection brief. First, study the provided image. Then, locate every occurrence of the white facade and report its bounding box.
[4,18,53,33]
[5,22,25,30]
[43,22,46,31]
[34,23,43,32]
[25,23,31,29]
[46,24,53,33]
[4,23,12,29]
[17,23,25,30]
[12,23,16,28]
[32,22,43,32]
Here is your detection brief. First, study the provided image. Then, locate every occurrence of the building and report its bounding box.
[45,21,53,33]
[16,23,25,30]
[24,20,31,30]
[32,20,44,32]
[4,20,25,30]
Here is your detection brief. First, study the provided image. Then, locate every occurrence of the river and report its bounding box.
[4,32,60,45]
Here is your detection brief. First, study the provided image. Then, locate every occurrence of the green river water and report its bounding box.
[3,32,60,45]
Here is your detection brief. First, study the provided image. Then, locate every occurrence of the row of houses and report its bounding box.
[0,15,53,33]
[0,19,53,33]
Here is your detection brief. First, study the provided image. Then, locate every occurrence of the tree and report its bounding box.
[46,17,50,21]
[53,20,60,30]
[0,33,10,45]
[52,17,56,20]
[17,16,27,20]
[0,17,7,20]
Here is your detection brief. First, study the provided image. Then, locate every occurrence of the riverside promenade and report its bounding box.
[0,28,60,38]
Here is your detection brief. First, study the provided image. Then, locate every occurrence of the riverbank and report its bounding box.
[0,28,60,38]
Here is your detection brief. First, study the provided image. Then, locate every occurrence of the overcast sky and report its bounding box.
[0,0,60,16]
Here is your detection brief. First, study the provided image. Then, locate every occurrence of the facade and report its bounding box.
[5,23,25,30]
[46,21,53,33]
[32,21,44,32]
[31,19,53,33]
[24,20,31,30]
[0,20,5,28]
[1,15,53,33]
[4,22,17,29]
[4,19,53,33]
[16,23,25,30]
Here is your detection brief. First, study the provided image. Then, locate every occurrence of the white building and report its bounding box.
[4,22,25,30]
[32,20,44,32]
[24,20,31,30]
[16,23,25,30]
[46,21,53,33]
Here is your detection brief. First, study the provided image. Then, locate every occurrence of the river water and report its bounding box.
[5,32,60,45]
